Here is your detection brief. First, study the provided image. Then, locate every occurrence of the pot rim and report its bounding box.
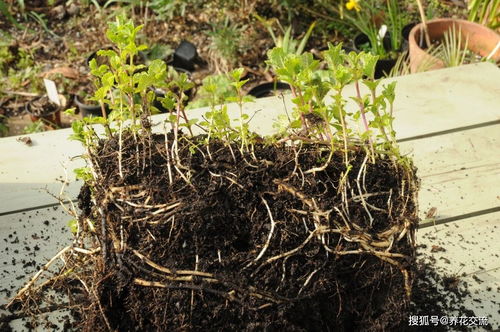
[409,18,500,60]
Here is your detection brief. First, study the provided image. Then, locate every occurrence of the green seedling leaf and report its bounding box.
[97,49,118,58]
[160,95,176,111]
[74,167,93,182]
[69,121,85,143]
[290,119,302,129]
[89,59,109,77]
[110,54,121,69]
[64,108,76,116]
[360,53,379,79]
[230,68,245,81]
[84,116,107,125]
[266,47,287,69]
[382,81,397,104]
[242,96,255,103]
[323,42,346,67]
[225,96,239,103]
[67,219,78,234]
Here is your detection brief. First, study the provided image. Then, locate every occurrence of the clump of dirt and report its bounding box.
[43,129,419,331]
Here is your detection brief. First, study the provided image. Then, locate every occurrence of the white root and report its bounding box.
[254,196,276,262]
[264,227,339,264]
[304,149,334,174]
[298,267,321,295]
[72,247,101,255]
[163,124,173,184]
[7,246,72,307]
[118,121,124,179]
[356,155,374,226]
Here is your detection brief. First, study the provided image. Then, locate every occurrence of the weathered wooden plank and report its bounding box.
[400,125,500,220]
[2,307,71,331]
[418,213,500,274]
[0,129,85,214]
[376,62,500,140]
[0,206,73,307]
[416,213,500,329]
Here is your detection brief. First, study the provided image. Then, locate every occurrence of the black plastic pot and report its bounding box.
[74,95,109,118]
[401,22,418,51]
[374,58,397,78]
[247,82,291,98]
[402,23,417,41]
[25,95,62,128]
[353,33,393,53]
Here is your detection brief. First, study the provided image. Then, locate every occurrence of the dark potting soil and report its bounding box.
[3,131,484,331]
[63,131,418,331]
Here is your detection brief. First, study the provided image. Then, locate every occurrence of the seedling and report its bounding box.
[255,14,316,56]
[266,43,400,166]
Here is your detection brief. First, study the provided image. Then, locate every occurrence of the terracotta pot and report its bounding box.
[408,18,500,73]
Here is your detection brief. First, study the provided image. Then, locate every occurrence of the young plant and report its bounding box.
[255,14,316,55]
[267,43,400,164]
[187,74,237,110]
[197,75,234,150]
[226,68,254,151]
[70,15,187,179]
[439,25,470,67]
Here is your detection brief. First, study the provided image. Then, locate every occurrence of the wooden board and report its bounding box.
[417,213,500,329]
[0,206,72,307]
[400,125,500,220]
[0,130,84,214]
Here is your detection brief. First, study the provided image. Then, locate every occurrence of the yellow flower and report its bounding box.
[346,0,361,12]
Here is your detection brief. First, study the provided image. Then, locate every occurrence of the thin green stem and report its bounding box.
[354,80,375,159]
